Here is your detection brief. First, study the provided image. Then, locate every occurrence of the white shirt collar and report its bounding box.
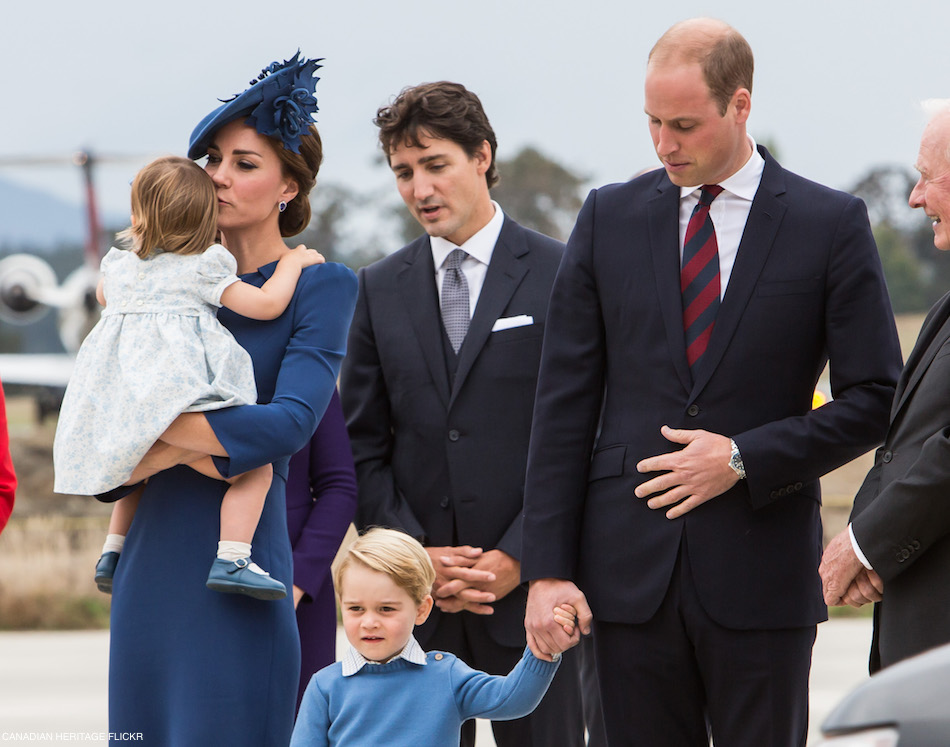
[341,634,428,677]
[431,200,504,269]
[679,135,764,203]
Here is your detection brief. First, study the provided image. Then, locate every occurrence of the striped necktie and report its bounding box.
[681,184,724,369]
[441,248,470,353]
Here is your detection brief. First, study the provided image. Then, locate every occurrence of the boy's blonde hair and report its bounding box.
[334,528,436,606]
[117,156,218,258]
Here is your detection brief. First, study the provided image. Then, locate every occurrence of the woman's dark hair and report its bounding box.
[269,124,323,237]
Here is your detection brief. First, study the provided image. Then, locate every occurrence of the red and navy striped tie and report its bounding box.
[681,184,724,369]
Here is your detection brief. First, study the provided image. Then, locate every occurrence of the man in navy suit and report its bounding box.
[341,82,591,746]
[821,100,950,673]
[521,18,902,747]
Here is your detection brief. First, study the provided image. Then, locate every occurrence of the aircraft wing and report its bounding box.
[0,354,74,388]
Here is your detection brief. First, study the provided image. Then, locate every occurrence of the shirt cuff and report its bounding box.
[848,523,873,570]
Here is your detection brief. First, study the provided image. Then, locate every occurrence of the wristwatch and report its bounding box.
[728,438,746,480]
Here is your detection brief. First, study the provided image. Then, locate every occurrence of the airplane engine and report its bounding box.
[57,265,101,353]
[0,253,58,324]
[0,254,101,354]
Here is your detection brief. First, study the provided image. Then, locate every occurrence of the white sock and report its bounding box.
[217,541,269,576]
[102,534,125,555]
[217,541,252,562]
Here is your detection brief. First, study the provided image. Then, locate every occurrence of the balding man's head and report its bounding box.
[648,18,754,116]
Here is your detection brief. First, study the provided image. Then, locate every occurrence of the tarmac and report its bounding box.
[0,618,874,746]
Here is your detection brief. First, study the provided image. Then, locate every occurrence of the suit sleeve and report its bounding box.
[521,191,606,581]
[851,430,950,581]
[207,264,358,477]
[340,268,427,540]
[734,196,902,509]
[0,378,15,534]
[289,388,358,599]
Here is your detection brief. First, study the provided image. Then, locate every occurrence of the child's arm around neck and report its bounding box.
[220,245,324,320]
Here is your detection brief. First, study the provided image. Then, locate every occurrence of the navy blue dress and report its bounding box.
[108,260,357,746]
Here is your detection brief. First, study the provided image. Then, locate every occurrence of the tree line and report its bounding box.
[0,147,937,355]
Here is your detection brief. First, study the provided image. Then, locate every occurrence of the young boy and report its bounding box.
[290,528,571,746]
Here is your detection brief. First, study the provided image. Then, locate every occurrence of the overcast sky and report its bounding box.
[2,0,948,233]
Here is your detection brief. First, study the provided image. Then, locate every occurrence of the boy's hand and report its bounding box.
[525,579,592,661]
[553,604,578,636]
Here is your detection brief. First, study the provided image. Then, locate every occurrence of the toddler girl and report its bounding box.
[53,155,322,600]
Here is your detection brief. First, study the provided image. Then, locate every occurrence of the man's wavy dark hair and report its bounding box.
[375,81,499,188]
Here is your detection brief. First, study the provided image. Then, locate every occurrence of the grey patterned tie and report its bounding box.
[441,248,470,353]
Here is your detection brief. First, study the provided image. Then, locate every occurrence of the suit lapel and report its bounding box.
[647,181,693,393]
[397,237,451,408]
[891,292,950,419]
[450,218,529,408]
[689,150,787,397]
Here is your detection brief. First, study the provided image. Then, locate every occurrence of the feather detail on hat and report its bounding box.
[230,51,322,154]
[188,51,323,159]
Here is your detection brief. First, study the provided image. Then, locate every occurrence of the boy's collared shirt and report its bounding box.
[341,635,428,676]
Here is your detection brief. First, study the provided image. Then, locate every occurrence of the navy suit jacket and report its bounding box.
[522,147,902,630]
[851,290,950,670]
[342,216,563,647]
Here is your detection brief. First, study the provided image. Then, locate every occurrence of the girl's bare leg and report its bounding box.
[96,484,144,593]
[219,464,272,545]
[106,484,143,537]
[186,457,272,545]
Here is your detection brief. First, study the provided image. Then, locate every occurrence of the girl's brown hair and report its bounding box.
[117,156,218,258]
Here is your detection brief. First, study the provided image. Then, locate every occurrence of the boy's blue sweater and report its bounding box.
[290,646,559,746]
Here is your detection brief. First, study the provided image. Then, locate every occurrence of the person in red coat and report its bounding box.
[0,376,16,534]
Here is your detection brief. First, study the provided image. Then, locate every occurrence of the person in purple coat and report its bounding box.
[286,387,358,710]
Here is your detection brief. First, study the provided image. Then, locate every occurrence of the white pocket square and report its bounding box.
[491,315,534,332]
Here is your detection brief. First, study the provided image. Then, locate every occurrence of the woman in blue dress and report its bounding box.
[101,52,357,746]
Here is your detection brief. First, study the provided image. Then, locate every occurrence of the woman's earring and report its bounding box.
[278,201,288,213]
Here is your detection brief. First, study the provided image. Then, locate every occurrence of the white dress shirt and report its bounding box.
[431,200,505,318]
[678,136,765,295]
[849,523,874,570]
[341,634,428,676]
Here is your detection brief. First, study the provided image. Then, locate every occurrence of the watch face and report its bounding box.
[729,446,745,478]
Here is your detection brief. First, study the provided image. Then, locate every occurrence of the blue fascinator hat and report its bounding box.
[188,51,322,160]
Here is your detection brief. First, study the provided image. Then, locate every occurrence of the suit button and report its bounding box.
[686,405,700,417]
[882,451,893,463]
[770,491,779,499]
[900,548,911,560]
[440,496,449,508]
[777,488,787,497]
[448,429,460,442]
[794,482,803,490]
[912,540,921,550]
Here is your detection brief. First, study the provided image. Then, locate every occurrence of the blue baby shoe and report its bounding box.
[94,551,120,594]
[206,557,287,601]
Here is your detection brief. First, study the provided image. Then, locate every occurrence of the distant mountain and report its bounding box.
[0,176,124,251]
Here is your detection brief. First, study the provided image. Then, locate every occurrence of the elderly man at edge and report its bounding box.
[821,99,950,672]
